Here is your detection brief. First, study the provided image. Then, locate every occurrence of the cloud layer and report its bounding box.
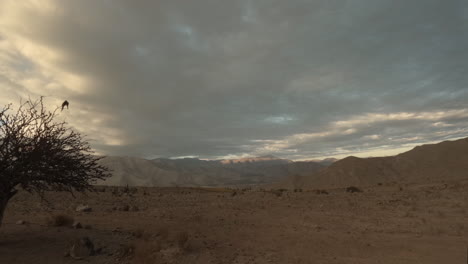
[1,0,467,159]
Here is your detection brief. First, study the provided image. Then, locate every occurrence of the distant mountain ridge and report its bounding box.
[282,137,468,189]
[98,155,331,187]
[301,158,338,166]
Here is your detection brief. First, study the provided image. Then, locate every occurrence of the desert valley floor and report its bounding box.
[1,179,468,264]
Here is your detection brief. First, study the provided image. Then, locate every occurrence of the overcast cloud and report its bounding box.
[0,0,467,160]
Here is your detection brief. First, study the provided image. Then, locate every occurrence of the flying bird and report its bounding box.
[61,100,69,111]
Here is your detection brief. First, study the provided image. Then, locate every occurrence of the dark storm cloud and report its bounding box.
[0,0,467,159]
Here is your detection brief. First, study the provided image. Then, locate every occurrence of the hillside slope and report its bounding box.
[287,137,468,189]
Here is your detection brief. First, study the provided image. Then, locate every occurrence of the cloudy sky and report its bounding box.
[1,0,467,160]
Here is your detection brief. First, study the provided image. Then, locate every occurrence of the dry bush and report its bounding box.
[133,240,162,264]
[155,226,169,240]
[271,189,286,197]
[454,223,465,236]
[346,186,362,193]
[175,231,189,251]
[198,187,231,193]
[132,228,145,239]
[403,211,414,218]
[48,214,74,227]
[116,244,135,260]
[436,210,446,218]
[428,225,445,236]
[94,186,106,192]
[314,189,329,195]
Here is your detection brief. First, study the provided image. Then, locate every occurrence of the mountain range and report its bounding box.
[98,137,468,188]
[282,137,468,189]
[97,155,329,187]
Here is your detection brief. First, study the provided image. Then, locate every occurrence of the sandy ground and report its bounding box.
[1,180,468,264]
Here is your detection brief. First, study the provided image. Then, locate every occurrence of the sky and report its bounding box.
[0,0,467,160]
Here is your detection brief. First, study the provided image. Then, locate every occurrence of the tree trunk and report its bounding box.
[0,190,17,228]
[0,197,8,228]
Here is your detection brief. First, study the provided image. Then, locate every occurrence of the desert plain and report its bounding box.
[1,179,467,264]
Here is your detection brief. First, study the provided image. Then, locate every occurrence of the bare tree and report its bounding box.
[0,98,110,227]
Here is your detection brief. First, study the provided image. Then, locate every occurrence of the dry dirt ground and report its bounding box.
[1,180,468,264]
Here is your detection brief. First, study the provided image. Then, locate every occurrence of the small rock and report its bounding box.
[16,220,26,225]
[69,237,95,260]
[72,221,83,229]
[76,204,92,212]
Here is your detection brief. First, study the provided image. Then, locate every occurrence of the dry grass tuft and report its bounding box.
[437,210,446,218]
[175,231,189,251]
[116,244,135,260]
[47,214,74,227]
[198,187,232,193]
[346,186,362,193]
[314,189,329,195]
[132,228,145,239]
[133,240,162,264]
[155,226,169,240]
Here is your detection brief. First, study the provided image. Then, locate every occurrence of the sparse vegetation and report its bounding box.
[48,214,74,227]
[155,226,169,240]
[116,244,135,260]
[111,186,138,197]
[436,210,446,218]
[2,180,467,263]
[133,239,162,264]
[0,98,110,227]
[271,189,285,197]
[314,189,329,195]
[175,231,189,251]
[132,228,145,239]
[346,186,362,193]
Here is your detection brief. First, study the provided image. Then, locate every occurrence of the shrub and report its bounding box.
[132,228,145,238]
[155,226,169,240]
[48,214,74,227]
[175,231,189,250]
[133,240,162,264]
[314,189,329,195]
[346,186,362,193]
[116,244,135,260]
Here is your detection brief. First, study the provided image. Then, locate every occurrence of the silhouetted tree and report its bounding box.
[0,98,110,227]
